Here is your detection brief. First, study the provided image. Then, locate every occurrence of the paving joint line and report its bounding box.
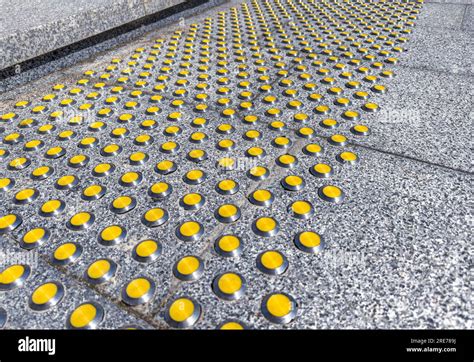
[460,4,470,30]
[347,141,474,176]
[396,62,474,77]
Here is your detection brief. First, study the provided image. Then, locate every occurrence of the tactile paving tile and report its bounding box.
[0,0,425,329]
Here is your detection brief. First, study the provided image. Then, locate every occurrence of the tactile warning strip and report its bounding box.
[0,0,424,329]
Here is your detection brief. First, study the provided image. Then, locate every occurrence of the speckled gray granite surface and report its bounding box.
[0,238,152,329]
[344,1,474,173]
[0,0,472,330]
[153,145,472,329]
[462,5,474,31]
[400,27,474,76]
[426,0,473,4]
[417,2,468,29]
[0,0,227,93]
[346,67,474,173]
[0,0,186,70]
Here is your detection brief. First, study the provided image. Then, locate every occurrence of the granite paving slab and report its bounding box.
[416,2,468,30]
[399,27,474,76]
[0,0,186,70]
[154,144,472,329]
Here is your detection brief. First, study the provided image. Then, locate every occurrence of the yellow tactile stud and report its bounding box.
[57,130,76,141]
[82,184,106,201]
[248,189,274,207]
[165,297,201,328]
[155,159,177,174]
[217,139,235,151]
[189,132,209,144]
[8,157,31,170]
[334,97,352,107]
[142,207,169,228]
[319,118,339,129]
[132,240,161,263]
[118,113,135,123]
[173,255,204,281]
[176,221,204,242]
[110,196,137,214]
[288,200,314,220]
[39,199,65,217]
[215,177,239,195]
[212,272,246,301]
[3,132,23,144]
[294,231,324,253]
[296,127,316,138]
[215,204,241,223]
[244,129,262,142]
[0,264,30,290]
[309,163,333,178]
[98,225,126,246]
[44,146,66,159]
[281,175,305,191]
[0,148,10,160]
[164,125,182,136]
[183,169,207,185]
[342,110,360,120]
[14,100,30,109]
[122,277,155,306]
[38,124,55,134]
[247,165,270,181]
[14,188,39,205]
[214,234,242,258]
[318,185,345,203]
[351,124,371,136]
[337,151,359,165]
[68,154,90,168]
[252,216,279,237]
[140,119,157,130]
[111,127,130,138]
[261,292,297,324]
[119,171,143,187]
[135,134,154,146]
[67,302,104,329]
[180,193,205,211]
[302,142,322,156]
[84,259,117,284]
[92,163,115,177]
[18,118,38,128]
[129,152,149,165]
[67,212,95,230]
[314,104,330,115]
[148,182,172,200]
[256,250,289,275]
[0,177,14,192]
[51,242,82,265]
[101,144,122,157]
[328,134,348,146]
[245,146,266,159]
[20,227,50,250]
[276,154,298,168]
[29,281,64,311]
[363,102,380,112]
[272,136,292,149]
[218,320,246,330]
